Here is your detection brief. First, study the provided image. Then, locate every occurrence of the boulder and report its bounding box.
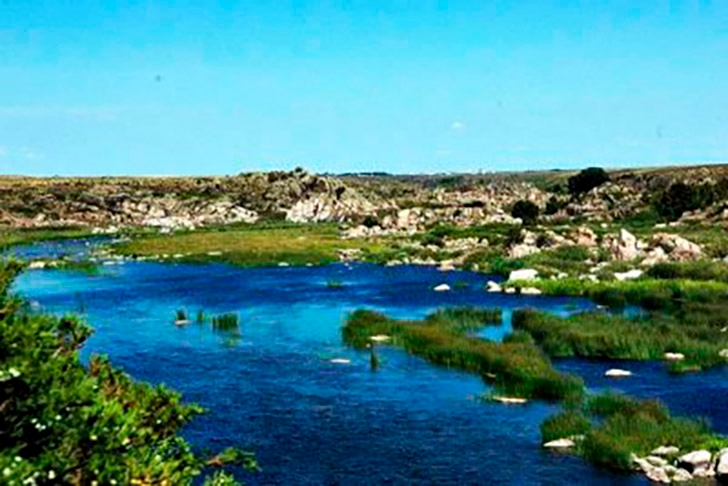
[369,335,391,343]
[438,261,456,272]
[677,450,712,473]
[614,269,643,281]
[609,229,640,261]
[508,268,539,282]
[720,349,728,359]
[672,468,693,482]
[509,243,540,259]
[486,281,502,293]
[543,438,575,449]
[664,352,685,361]
[571,225,598,247]
[433,284,451,292]
[642,246,668,266]
[604,368,632,378]
[645,456,668,467]
[652,233,702,262]
[645,467,670,483]
[715,450,728,478]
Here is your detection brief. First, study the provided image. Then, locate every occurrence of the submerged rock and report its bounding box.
[486,281,502,293]
[329,358,351,365]
[604,368,632,378]
[491,396,528,405]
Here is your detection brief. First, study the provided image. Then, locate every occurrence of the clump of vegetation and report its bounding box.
[512,308,728,371]
[197,308,206,323]
[568,167,610,196]
[211,313,240,332]
[654,180,728,221]
[326,279,344,289]
[511,200,540,225]
[176,308,189,322]
[0,261,256,485]
[343,309,583,401]
[542,392,717,470]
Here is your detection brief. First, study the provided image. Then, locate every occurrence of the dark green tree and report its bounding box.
[567,168,610,195]
[511,200,540,225]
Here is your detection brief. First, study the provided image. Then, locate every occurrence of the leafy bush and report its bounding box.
[544,196,568,215]
[511,200,540,225]
[541,409,591,443]
[0,262,255,485]
[568,168,610,195]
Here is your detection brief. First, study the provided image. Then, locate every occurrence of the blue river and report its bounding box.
[10,240,728,485]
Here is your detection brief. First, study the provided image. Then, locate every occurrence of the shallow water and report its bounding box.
[12,247,723,485]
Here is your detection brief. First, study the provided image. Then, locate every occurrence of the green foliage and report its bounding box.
[544,196,568,216]
[176,308,189,322]
[0,262,253,485]
[654,180,728,221]
[511,200,540,225]
[568,168,610,195]
[343,309,583,401]
[647,261,728,283]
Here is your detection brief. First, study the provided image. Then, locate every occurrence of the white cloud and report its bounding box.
[451,121,466,131]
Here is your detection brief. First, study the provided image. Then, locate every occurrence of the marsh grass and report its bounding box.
[512,309,728,371]
[541,392,716,470]
[343,308,583,401]
[175,308,189,323]
[211,313,240,332]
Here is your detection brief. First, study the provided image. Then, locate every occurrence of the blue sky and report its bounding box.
[0,0,726,176]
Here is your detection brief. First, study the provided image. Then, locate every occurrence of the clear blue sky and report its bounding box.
[0,1,726,176]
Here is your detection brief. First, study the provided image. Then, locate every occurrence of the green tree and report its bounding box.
[511,200,540,225]
[0,261,257,485]
[567,168,610,195]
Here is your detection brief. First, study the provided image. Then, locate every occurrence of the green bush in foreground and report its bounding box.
[0,262,255,485]
[343,308,583,401]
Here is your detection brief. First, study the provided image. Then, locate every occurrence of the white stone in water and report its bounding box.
[329,358,351,364]
[486,281,502,293]
[433,284,451,292]
[504,287,516,294]
[520,287,542,295]
[278,262,290,267]
[174,320,191,326]
[28,261,47,270]
[664,352,685,361]
[491,396,527,405]
[604,368,632,378]
[369,335,391,343]
[438,261,456,272]
[207,251,223,256]
[543,438,575,449]
[645,467,670,484]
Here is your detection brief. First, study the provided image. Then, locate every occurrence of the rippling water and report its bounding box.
[11,242,725,485]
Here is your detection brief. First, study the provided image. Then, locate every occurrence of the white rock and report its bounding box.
[672,468,693,482]
[433,284,451,292]
[504,287,517,294]
[664,352,685,361]
[651,446,680,456]
[278,262,290,267]
[645,467,670,484]
[520,287,542,295]
[438,261,456,272]
[174,320,191,326]
[720,349,728,359]
[369,335,391,343]
[645,456,668,467]
[677,450,712,472]
[508,268,539,282]
[486,281,502,293]
[329,358,351,364]
[614,269,643,281]
[28,261,47,270]
[543,438,575,449]
[604,368,632,378]
[491,396,527,405]
[715,450,728,478]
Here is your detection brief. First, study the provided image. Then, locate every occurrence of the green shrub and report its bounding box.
[211,313,240,332]
[0,262,255,485]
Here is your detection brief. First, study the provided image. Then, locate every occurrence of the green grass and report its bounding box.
[512,309,728,371]
[211,313,240,332]
[343,308,583,401]
[0,226,97,250]
[114,223,383,266]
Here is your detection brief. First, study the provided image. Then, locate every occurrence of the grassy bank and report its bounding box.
[0,226,97,249]
[542,392,720,470]
[343,308,583,401]
[114,223,383,266]
[512,309,728,371]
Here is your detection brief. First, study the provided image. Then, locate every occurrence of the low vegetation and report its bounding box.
[211,313,240,332]
[542,393,719,470]
[343,308,583,401]
[0,261,256,485]
[512,309,728,371]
